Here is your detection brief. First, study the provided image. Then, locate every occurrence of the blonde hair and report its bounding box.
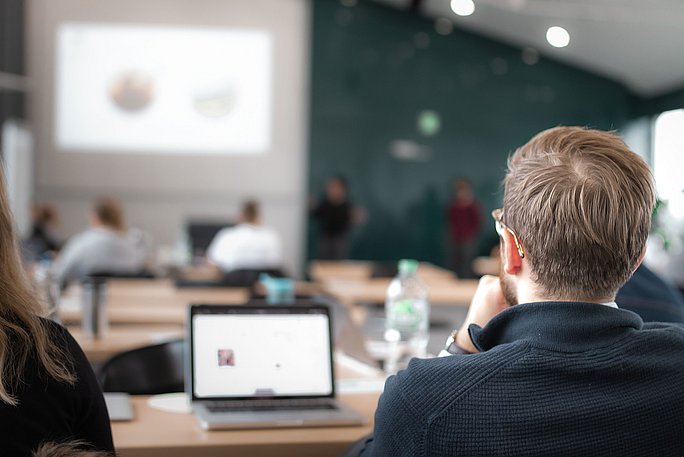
[33,441,112,457]
[504,126,655,300]
[0,169,75,404]
[94,197,125,232]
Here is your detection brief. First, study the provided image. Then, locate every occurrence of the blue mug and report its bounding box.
[260,274,295,305]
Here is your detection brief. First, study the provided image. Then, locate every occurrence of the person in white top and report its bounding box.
[207,200,282,272]
[52,197,146,287]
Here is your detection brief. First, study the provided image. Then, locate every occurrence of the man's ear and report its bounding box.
[632,245,647,274]
[501,229,524,275]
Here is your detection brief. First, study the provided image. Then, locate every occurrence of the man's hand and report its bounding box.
[455,275,509,353]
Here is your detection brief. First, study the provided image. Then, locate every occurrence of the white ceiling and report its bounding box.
[370,0,684,97]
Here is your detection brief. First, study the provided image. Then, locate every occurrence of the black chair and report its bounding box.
[89,270,157,280]
[175,268,287,289]
[62,270,157,291]
[97,339,185,395]
[186,220,233,258]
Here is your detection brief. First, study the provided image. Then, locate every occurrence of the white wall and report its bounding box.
[2,120,34,235]
[27,0,310,275]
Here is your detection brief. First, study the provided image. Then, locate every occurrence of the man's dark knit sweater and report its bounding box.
[359,302,684,456]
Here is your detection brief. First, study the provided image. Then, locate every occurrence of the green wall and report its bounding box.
[637,86,684,117]
[307,0,637,266]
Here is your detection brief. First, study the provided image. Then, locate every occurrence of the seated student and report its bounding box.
[0,171,113,454]
[22,203,62,262]
[206,200,283,273]
[354,127,684,456]
[617,263,684,323]
[52,197,146,287]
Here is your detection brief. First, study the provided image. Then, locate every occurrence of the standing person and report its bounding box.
[206,199,283,273]
[353,127,684,456]
[52,197,145,287]
[446,178,482,278]
[0,169,114,454]
[311,176,359,260]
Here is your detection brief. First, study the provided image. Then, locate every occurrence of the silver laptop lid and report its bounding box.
[187,304,335,402]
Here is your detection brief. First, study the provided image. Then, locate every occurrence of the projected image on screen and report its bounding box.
[109,71,155,113]
[56,23,272,154]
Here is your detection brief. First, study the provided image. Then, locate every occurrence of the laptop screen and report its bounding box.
[190,305,334,400]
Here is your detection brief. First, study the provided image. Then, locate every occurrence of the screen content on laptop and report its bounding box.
[192,309,333,399]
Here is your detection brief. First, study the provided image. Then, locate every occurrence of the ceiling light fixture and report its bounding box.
[546,26,570,48]
[450,0,475,17]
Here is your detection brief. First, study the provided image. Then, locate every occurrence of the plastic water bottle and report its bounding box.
[32,258,61,321]
[384,259,429,372]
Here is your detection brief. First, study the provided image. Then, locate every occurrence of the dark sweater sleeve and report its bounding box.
[50,323,114,452]
[358,369,425,456]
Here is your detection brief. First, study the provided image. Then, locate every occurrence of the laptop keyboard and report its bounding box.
[206,399,338,413]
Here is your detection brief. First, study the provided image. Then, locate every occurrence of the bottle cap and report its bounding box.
[398,259,418,274]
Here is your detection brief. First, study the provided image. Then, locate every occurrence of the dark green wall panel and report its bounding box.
[308,0,636,266]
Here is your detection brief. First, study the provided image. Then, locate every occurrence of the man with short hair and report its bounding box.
[207,199,282,273]
[357,127,684,456]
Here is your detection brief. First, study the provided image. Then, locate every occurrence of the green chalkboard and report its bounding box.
[307,0,637,268]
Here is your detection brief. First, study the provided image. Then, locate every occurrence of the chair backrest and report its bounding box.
[186,220,233,257]
[97,339,185,395]
[225,268,287,288]
[88,270,157,280]
[175,268,287,289]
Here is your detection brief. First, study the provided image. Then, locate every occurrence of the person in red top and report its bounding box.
[447,178,482,278]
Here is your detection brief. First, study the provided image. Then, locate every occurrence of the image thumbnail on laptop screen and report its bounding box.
[191,306,334,399]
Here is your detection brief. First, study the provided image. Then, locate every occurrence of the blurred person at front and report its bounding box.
[52,197,146,287]
[33,441,113,457]
[207,199,283,272]
[352,127,684,456]
[311,175,364,260]
[446,178,482,278]
[0,169,113,454]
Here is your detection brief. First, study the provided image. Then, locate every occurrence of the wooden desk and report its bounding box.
[472,256,500,277]
[70,325,184,363]
[310,260,454,282]
[323,277,479,307]
[64,279,323,362]
[113,393,376,457]
[59,279,249,326]
[113,361,383,457]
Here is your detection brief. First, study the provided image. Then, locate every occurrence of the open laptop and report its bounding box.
[187,303,367,430]
[246,295,380,369]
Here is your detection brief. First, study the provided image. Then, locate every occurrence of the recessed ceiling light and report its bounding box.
[546,26,570,48]
[450,0,475,17]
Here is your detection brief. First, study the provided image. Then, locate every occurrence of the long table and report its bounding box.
[322,277,479,307]
[310,261,477,308]
[61,279,247,362]
[59,279,249,326]
[309,260,456,282]
[112,362,383,457]
[64,278,322,362]
[59,273,422,455]
[113,393,377,457]
[70,325,185,363]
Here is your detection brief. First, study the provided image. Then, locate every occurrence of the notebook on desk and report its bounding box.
[186,304,367,430]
